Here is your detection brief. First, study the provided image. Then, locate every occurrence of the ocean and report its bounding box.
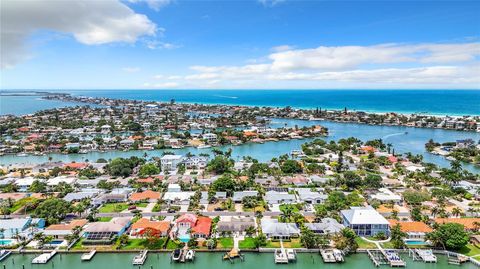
[1,89,479,116]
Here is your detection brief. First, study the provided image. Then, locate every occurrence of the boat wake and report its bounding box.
[383,132,406,139]
[213,95,238,99]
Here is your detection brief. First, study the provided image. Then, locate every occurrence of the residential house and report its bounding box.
[83,217,131,244]
[44,219,88,240]
[232,191,259,203]
[217,217,256,235]
[265,191,296,205]
[129,190,161,203]
[160,155,184,172]
[261,219,300,240]
[388,220,432,241]
[341,206,390,236]
[0,218,45,239]
[304,218,345,235]
[130,218,170,237]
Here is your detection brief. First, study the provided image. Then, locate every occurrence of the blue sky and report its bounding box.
[1,0,479,89]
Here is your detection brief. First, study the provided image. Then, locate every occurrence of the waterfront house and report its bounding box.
[340,206,390,236]
[388,220,432,241]
[175,214,212,239]
[63,190,100,202]
[0,218,45,239]
[183,156,208,169]
[217,217,256,236]
[304,218,345,235]
[261,219,300,240]
[130,218,170,237]
[202,133,217,144]
[160,155,184,172]
[83,217,131,244]
[44,219,88,240]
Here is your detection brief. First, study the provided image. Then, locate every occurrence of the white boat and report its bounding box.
[333,249,344,262]
[16,153,28,157]
[185,249,195,260]
[197,144,211,149]
[0,250,11,261]
[172,249,182,261]
[81,249,97,261]
[32,251,57,264]
[286,249,296,261]
[132,250,148,265]
[274,249,289,264]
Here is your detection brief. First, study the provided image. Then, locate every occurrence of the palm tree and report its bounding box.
[452,207,462,218]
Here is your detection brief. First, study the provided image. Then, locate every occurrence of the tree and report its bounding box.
[364,174,383,189]
[34,198,71,225]
[253,234,267,248]
[28,180,47,193]
[390,224,407,249]
[426,223,469,250]
[333,228,358,253]
[211,175,236,196]
[139,163,160,177]
[207,156,233,174]
[280,160,302,174]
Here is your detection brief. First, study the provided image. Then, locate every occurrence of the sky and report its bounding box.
[1,0,479,90]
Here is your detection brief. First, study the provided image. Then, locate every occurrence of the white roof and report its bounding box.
[161,155,183,160]
[162,191,194,201]
[14,177,38,186]
[47,176,76,186]
[341,206,389,225]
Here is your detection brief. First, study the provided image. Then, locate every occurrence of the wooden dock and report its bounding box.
[409,249,437,263]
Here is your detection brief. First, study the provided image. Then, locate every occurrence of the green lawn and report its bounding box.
[99,203,129,213]
[166,239,181,250]
[355,237,377,249]
[98,217,113,222]
[458,244,480,257]
[265,239,302,248]
[217,237,234,249]
[10,197,39,213]
[136,202,148,208]
[239,237,256,249]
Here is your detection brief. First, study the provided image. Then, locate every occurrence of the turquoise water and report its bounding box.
[0,239,13,246]
[1,252,476,269]
[1,118,479,173]
[0,95,99,115]
[1,90,479,116]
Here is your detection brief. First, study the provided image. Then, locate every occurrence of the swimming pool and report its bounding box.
[178,234,191,243]
[0,239,14,246]
[404,240,427,246]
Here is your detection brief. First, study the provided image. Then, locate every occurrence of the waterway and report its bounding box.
[0,252,476,269]
[1,118,479,173]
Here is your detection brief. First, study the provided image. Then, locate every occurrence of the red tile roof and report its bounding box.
[129,190,161,201]
[192,216,212,236]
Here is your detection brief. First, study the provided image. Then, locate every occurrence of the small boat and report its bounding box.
[172,249,182,261]
[0,250,11,261]
[81,249,96,261]
[185,249,195,260]
[16,153,28,157]
[132,250,148,265]
[274,249,288,264]
[286,249,296,261]
[197,144,211,149]
[333,249,344,262]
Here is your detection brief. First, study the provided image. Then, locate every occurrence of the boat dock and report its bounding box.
[0,250,11,261]
[81,249,97,261]
[171,248,195,263]
[274,240,296,264]
[32,250,57,264]
[320,249,344,263]
[409,249,437,263]
[223,248,244,263]
[132,250,148,265]
[447,252,469,265]
[367,249,405,267]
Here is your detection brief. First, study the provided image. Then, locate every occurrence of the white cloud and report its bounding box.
[258,0,286,7]
[122,67,141,73]
[268,43,480,71]
[145,40,181,50]
[271,45,294,52]
[145,42,480,89]
[1,0,157,68]
[128,0,172,11]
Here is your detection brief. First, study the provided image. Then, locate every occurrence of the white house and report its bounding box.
[341,206,390,236]
[160,155,184,172]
